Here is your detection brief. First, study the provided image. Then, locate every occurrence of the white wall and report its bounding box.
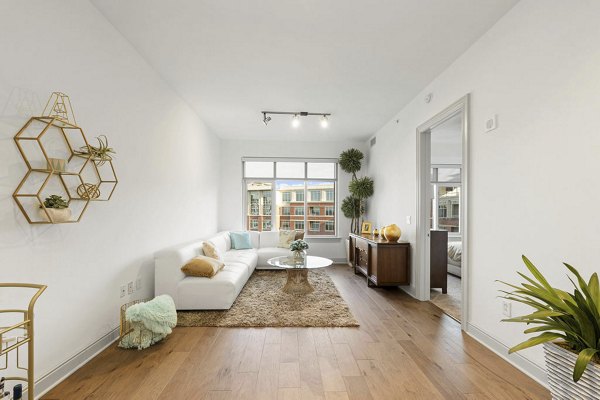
[430,114,462,165]
[367,0,600,372]
[219,139,367,261]
[0,0,220,391]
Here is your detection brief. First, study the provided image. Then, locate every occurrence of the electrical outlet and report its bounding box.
[120,285,126,298]
[502,301,512,317]
[135,278,142,290]
[127,281,134,294]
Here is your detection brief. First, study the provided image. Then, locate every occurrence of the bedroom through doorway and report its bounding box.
[425,111,465,322]
[417,95,469,328]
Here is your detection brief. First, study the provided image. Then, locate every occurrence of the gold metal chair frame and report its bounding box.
[0,283,47,400]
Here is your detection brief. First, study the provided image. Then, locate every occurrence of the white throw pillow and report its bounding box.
[277,230,296,248]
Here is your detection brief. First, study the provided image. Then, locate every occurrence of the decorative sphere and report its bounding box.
[383,224,401,242]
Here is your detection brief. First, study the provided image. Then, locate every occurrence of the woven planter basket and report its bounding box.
[543,342,600,400]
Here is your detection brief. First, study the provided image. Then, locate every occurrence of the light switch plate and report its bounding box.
[485,115,498,132]
[406,216,411,225]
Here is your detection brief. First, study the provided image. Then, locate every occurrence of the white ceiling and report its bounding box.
[91,0,517,141]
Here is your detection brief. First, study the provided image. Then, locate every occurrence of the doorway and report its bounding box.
[416,95,469,329]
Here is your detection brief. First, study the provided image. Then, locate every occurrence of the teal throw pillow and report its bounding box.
[230,231,253,249]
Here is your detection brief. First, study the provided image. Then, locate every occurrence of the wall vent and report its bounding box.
[370,136,377,147]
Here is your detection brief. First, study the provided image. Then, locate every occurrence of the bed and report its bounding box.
[447,241,462,277]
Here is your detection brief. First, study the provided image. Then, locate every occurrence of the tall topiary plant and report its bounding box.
[339,148,374,234]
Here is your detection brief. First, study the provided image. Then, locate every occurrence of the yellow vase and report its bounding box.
[383,224,401,242]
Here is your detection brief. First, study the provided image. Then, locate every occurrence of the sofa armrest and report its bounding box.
[154,241,204,304]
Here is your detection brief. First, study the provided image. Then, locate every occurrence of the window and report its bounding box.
[243,159,337,236]
[438,205,447,218]
[325,189,334,201]
[310,190,321,201]
[430,165,461,233]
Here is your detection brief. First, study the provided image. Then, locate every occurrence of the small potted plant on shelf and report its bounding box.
[290,239,309,263]
[39,195,71,223]
[499,256,600,398]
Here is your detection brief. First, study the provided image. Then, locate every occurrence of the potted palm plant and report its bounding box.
[500,256,600,398]
[339,148,374,234]
[38,195,71,223]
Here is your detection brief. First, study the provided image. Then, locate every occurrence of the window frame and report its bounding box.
[242,158,338,237]
[430,164,461,235]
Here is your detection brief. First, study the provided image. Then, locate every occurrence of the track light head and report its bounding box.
[291,114,300,128]
[320,115,329,128]
[263,114,271,126]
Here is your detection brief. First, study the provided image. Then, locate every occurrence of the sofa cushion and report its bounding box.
[181,255,224,277]
[230,231,253,249]
[177,268,246,310]
[208,232,230,255]
[248,231,260,248]
[202,241,222,261]
[224,249,258,273]
[295,230,305,240]
[257,247,290,268]
[278,230,296,248]
[260,231,280,248]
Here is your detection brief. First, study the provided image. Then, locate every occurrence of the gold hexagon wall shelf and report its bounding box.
[12,93,118,224]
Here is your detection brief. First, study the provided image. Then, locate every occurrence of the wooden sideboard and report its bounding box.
[348,233,410,287]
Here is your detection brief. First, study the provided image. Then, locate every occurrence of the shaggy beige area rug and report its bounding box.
[177,269,359,327]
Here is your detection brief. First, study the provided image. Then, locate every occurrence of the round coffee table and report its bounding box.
[268,255,333,294]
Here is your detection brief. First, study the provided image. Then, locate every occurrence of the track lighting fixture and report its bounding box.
[262,112,272,126]
[260,110,332,129]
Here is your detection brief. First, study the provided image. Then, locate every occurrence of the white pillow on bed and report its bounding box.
[447,242,462,262]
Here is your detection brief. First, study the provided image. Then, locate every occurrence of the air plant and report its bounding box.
[76,135,115,165]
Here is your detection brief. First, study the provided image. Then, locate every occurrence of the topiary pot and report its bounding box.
[543,342,600,400]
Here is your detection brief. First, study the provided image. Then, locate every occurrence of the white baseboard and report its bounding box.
[33,327,120,399]
[466,323,549,388]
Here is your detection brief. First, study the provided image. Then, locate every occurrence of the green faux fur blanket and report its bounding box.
[119,295,177,350]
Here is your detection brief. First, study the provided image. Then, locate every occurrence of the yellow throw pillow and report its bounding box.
[181,255,224,278]
[278,230,296,248]
[202,241,222,260]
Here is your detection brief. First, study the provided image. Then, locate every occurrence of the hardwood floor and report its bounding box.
[42,265,550,399]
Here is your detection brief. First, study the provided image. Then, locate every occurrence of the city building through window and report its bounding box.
[243,159,337,236]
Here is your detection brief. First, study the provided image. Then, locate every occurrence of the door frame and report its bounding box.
[415,94,470,330]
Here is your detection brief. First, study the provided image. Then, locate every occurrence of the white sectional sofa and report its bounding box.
[154,231,292,310]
